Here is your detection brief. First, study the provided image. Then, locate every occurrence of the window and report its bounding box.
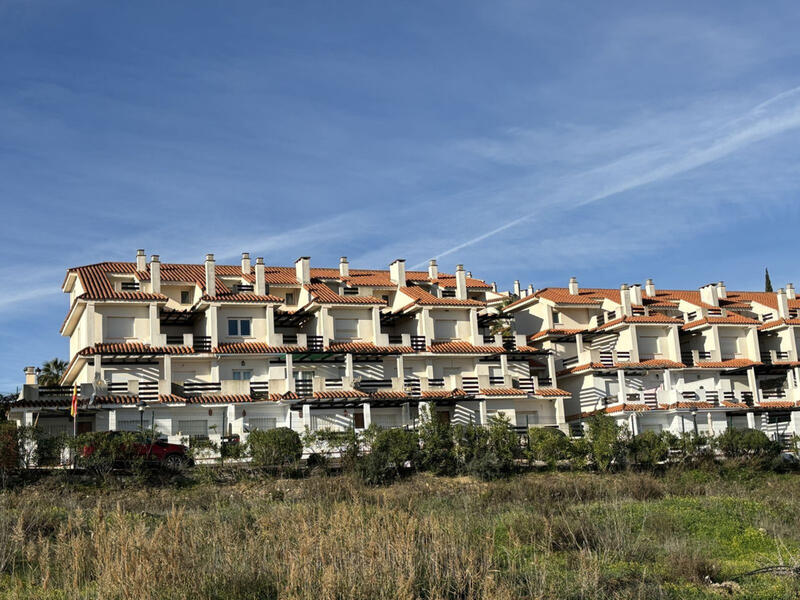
[334,318,359,340]
[515,411,538,427]
[106,317,135,341]
[285,293,295,305]
[117,420,142,432]
[232,370,253,380]
[342,287,360,296]
[227,319,252,337]
[768,412,791,424]
[180,291,191,304]
[248,417,277,431]
[433,319,458,341]
[353,412,365,428]
[552,311,560,324]
[441,289,456,298]
[175,420,208,437]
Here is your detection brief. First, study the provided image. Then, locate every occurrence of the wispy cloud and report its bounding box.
[413,85,800,268]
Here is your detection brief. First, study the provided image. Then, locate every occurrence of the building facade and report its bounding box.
[9,251,564,448]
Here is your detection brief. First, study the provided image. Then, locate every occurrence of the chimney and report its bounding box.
[787,283,796,301]
[645,278,656,297]
[150,255,161,294]
[717,281,727,299]
[389,259,406,286]
[491,282,497,293]
[204,254,216,297]
[295,257,310,285]
[527,284,534,296]
[136,249,146,272]
[513,280,521,297]
[24,366,37,385]
[455,264,467,300]
[241,252,251,275]
[467,271,472,278]
[255,257,265,296]
[568,277,579,295]
[620,284,632,316]
[777,288,789,319]
[428,259,438,280]
[699,283,719,307]
[629,284,642,306]
[339,256,349,278]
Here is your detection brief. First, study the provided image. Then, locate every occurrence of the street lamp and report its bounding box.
[690,406,698,436]
[137,401,147,431]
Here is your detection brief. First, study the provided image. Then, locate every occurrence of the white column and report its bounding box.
[285,354,295,393]
[318,307,330,345]
[710,325,722,361]
[746,411,756,429]
[617,369,627,404]
[663,369,673,391]
[468,308,480,345]
[746,367,759,403]
[161,355,172,394]
[547,354,558,388]
[425,358,434,380]
[628,325,640,362]
[401,402,410,426]
[667,326,682,362]
[92,355,101,381]
[362,402,372,429]
[345,353,354,383]
[371,307,381,344]
[479,399,488,425]
[86,302,96,345]
[149,303,160,345]
[499,353,509,377]
[791,411,800,436]
[265,305,276,345]
[575,334,586,362]
[420,308,433,341]
[108,410,117,431]
[554,397,566,425]
[208,306,219,349]
[395,355,405,380]
[630,413,638,436]
[706,411,714,436]
[302,404,311,429]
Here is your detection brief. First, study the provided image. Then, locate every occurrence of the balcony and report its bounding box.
[410,335,427,352]
[680,350,712,366]
[307,336,324,352]
[760,350,791,364]
[193,336,211,352]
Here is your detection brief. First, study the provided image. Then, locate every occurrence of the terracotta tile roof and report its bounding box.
[559,362,606,375]
[682,314,760,330]
[480,387,528,396]
[370,390,410,400]
[183,394,264,404]
[269,391,300,401]
[757,400,799,408]
[434,276,492,289]
[595,313,683,330]
[695,359,762,369]
[606,403,651,413]
[68,262,168,301]
[619,359,686,369]
[202,292,283,303]
[304,284,386,305]
[534,287,621,306]
[93,395,141,405]
[532,387,571,397]
[213,342,301,354]
[158,394,186,404]
[398,285,485,307]
[528,328,585,341]
[326,342,413,354]
[759,318,800,331]
[79,343,195,355]
[421,389,468,399]
[657,401,715,409]
[513,345,542,353]
[721,400,749,408]
[426,342,505,354]
[313,390,369,399]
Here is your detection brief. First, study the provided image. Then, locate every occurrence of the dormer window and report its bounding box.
[762,312,774,322]
[441,289,456,298]
[285,293,295,305]
[342,287,360,296]
[120,280,140,291]
[180,291,191,304]
[552,310,560,324]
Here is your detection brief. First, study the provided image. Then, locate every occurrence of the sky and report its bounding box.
[2,1,800,391]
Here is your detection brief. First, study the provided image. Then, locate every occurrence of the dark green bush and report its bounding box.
[465,414,520,481]
[418,408,457,476]
[585,414,626,472]
[68,431,140,478]
[248,427,303,470]
[0,422,19,486]
[627,431,676,469]
[715,428,782,459]
[527,427,570,469]
[358,428,419,485]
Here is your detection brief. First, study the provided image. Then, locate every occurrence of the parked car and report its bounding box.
[81,431,193,469]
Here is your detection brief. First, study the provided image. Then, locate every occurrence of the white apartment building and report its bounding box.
[8,251,567,448]
[505,278,800,444]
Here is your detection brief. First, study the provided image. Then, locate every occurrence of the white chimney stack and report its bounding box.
[241,252,251,275]
[527,284,534,296]
[699,283,719,307]
[787,283,796,301]
[629,284,642,306]
[204,254,216,297]
[255,257,265,296]
[568,277,579,295]
[491,282,497,293]
[339,256,349,278]
[150,255,161,294]
[455,264,467,300]
[777,288,789,319]
[620,284,632,316]
[136,249,146,272]
[428,259,438,280]
[645,278,656,297]
[513,280,521,297]
[24,366,37,385]
[717,281,727,299]
[295,257,311,285]
[389,259,406,286]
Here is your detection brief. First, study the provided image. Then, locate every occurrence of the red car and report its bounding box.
[81,431,193,469]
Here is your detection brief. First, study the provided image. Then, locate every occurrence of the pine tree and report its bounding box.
[765,268,773,293]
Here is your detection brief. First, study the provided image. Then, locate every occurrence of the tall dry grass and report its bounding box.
[1,469,800,599]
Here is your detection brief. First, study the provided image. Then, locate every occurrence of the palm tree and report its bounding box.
[38,358,68,386]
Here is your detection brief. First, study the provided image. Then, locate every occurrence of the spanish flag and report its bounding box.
[70,384,78,418]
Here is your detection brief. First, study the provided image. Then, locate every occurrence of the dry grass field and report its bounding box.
[1,467,800,599]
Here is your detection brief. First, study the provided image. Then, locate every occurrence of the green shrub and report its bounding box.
[715,428,782,459]
[0,422,19,486]
[358,428,419,485]
[452,422,489,468]
[527,427,570,469]
[248,427,303,470]
[585,414,626,472]
[418,406,457,476]
[465,414,520,481]
[68,431,141,478]
[627,430,676,469]
[568,436,591,470]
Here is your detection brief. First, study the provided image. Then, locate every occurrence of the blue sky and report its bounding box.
[2,1,800,391]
